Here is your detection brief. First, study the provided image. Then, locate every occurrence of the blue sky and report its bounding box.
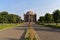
[0,0,60,20]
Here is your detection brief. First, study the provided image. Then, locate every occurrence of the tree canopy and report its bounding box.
[38,16,45,23]
[53,10,60,23]
[45,13,53,23]
[0,11,22,23]
[38,9,60,25]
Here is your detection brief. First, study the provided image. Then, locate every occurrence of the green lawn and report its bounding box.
[43,23,60,28]
[44,23,60,26]
[25,28,39,40]
[0,23,21,30]
[38,23,60,28]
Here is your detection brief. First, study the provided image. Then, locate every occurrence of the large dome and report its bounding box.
[26,11,34,15]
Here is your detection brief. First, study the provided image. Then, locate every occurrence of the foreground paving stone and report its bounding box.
[36,31,60,40]
[33,24,60,40]
[0,26,25,40]
[0,23,60,40]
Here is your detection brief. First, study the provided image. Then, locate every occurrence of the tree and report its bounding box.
[38,16,45,23]
[8,14,21,23]
[0,11,22,23]
[0,11,9,23]
[53,9,60,25]
[1,11,8,15]
[45,13,53,23]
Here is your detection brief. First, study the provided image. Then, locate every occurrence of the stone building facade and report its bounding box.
[24,11,37,22]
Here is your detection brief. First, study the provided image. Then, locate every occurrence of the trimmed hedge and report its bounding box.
[25,28,39,40]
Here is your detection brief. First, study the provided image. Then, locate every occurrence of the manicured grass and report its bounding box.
[0,23,21,30]
[37,23,60,29]
[43,23,60,29]
[25,28,39,40]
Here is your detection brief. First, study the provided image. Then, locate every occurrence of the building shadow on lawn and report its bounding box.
[15,24,29,30]
[32,24,60,32]
[34,28,60,32]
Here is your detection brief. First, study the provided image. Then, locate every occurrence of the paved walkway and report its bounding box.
[0,23,28,40]
[32,24,60,40]
[0,23,60,40]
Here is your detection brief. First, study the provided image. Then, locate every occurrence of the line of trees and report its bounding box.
[0,11,22,23]
[38,9,60,25]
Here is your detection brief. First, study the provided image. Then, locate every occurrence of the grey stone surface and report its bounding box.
[0,23,60,40]
[32,24,60,40]
[0,23,28,40]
